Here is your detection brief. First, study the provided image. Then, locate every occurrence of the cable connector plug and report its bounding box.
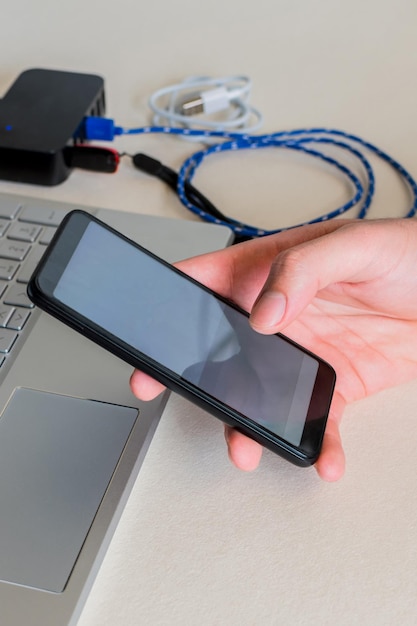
[80,116,124,141]
[180,87,231,116]
[65,145,120,172]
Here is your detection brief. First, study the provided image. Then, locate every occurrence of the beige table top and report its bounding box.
[2,1,417,624]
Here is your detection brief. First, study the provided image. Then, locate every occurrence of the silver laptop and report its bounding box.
[0,191,232,626]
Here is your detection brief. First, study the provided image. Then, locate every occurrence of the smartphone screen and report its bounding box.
[29,211,335,465]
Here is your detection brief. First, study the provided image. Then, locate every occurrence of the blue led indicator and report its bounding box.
[5,125,12,131]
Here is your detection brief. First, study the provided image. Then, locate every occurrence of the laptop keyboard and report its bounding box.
[0,192,72,370]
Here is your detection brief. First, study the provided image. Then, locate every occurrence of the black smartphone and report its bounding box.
[27,210,336,467]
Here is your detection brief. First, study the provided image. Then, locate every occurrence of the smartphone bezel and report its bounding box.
[27,210,336,467]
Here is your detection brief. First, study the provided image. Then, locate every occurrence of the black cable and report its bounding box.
[131,153,250,243]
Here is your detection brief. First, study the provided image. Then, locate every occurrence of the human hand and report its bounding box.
[130,218,417,481]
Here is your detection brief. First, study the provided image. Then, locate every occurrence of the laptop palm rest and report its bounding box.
[0,387,137,593]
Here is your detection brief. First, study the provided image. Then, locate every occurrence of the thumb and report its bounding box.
[249,221,383,333]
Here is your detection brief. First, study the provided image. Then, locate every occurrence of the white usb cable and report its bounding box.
[148,75,263,136]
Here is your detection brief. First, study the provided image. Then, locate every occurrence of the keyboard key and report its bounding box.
[0,220,11,237]
[4,285,35,308]
[0,261,19,280]
[0,305,14,327]
[7,223,42,243]
[19,205,69,227]
[17,246,46,284]
[0,281,8,297]
[0,240,30,261]
[0,328,18,353]
[0,198,21,220]
[39,226,57,246]
[7,308,31,331]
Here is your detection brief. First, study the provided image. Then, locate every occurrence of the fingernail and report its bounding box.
[251,292,286,329]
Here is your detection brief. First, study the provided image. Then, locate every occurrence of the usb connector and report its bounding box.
[181,96,205,116]
[180,87,231,117]
[78,116,124,141]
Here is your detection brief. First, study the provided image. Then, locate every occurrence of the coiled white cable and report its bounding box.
[148,75,263,138]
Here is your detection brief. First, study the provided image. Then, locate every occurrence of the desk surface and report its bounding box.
[2,1,417,624]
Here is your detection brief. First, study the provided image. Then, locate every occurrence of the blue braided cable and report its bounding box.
[106,122,417,235]
[283,136,376,216]
[267,127,417,218]
[177,139,365,236]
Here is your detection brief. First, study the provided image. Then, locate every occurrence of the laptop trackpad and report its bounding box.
[0,388,138,593]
